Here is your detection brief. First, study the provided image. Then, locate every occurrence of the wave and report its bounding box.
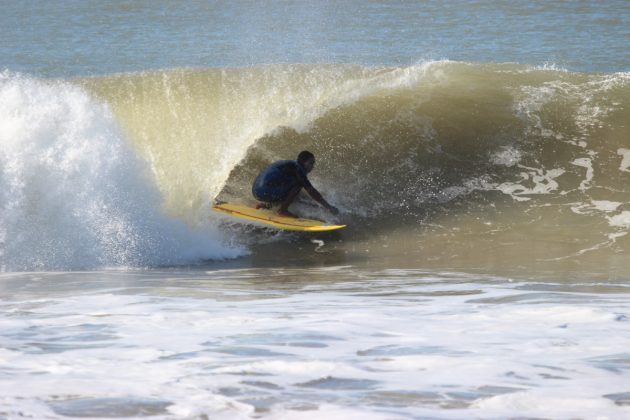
[1,62,629,270]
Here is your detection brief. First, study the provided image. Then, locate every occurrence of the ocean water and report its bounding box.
[1,1,630,418]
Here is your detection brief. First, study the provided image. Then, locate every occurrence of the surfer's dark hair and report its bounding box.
[297,150,314,163]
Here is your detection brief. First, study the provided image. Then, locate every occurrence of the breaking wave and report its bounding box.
[0,72,242,271]
[1,61,629,270]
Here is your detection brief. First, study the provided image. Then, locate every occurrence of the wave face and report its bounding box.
[2,62,629,271]
[0,73,241,271]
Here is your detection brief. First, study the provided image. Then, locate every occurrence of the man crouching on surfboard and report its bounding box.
[252,151,339,218]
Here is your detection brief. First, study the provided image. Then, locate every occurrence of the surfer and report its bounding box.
[252,151,339,218]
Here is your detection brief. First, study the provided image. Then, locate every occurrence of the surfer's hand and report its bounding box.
[328,205,339,215]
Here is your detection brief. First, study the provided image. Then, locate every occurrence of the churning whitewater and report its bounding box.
[2,268,630,419]
[0,72,242,271]
[1,62,630,272]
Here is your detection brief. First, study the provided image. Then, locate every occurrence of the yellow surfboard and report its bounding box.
[212,202,346,232]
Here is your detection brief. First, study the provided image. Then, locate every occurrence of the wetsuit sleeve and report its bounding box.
[296,166,313,190]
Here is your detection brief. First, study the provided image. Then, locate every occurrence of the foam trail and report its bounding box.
[571,157,594,191]
[0,73,242,271]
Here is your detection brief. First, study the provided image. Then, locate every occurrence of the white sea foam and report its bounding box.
[571,157,594,191]
[608,211,630,228]
[494,166,565,201]
[571,200,622,215]
[592,200,623,212]
[1,269,630,419]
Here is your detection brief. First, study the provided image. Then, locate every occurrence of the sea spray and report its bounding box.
[0,73,242,271]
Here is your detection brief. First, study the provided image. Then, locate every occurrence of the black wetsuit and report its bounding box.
[252,160,313,203]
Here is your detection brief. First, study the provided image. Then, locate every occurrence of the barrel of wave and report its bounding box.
[82,64,417,223]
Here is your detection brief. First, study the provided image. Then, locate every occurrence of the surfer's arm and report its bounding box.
[295,166,339,215]
[305,185,339,215]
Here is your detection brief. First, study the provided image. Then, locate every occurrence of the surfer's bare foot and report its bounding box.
[256,202,271,210]
[278,209,298,218]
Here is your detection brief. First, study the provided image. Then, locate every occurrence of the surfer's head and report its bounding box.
[297,150,315,173]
